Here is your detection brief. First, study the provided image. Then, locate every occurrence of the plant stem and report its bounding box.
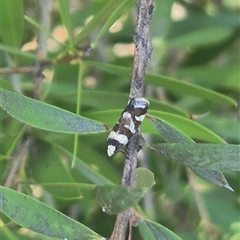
[110,0,153,239]
[33,0,53,100]
[130,0,153,98]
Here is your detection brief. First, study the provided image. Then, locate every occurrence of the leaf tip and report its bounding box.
[224,184,234,192]
[190,111,210,120]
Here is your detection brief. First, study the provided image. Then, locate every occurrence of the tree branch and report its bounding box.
[110,1,153,239]
[130,0,153,98]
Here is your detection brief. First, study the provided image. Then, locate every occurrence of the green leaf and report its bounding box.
[0,186,102,240]
[150,143,240,172]
[0,226,20,240]
[196,114,240,143]
[174,66,240,91]
[140,219,183,240]
[147,115,192,143]
[24,15,75,53]
[146,115,232,189]
[136,168,155,191]
[167,13,239,40]
[73,0,127,46]
[0,0,24,49]
[95,185,145,215]
[138,220,156,240]
[88,110,225,143]
[190,167,230,189]
[0,43,37,60]
[51,90,187,117]
[24,15,57,42]
[28,139,81,199]
[44,134,121,184]
[54,143,112,185]
[169,27,232,48]
[146,74,236,107]
[202,188,240,233]
[57,0,73,45]
[146,112,224,143]
[0,89,107,134]
[83,61,236,106]
[93,1,134,46]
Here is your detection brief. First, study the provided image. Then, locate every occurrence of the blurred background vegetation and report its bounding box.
[0,0,239,239]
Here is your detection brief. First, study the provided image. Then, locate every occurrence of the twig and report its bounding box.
[4,138,30,187]
[130,0,153,98]
[0,66,35,75]
[110,1,153,239]
[33,0,53,99]
[0,47,92,76]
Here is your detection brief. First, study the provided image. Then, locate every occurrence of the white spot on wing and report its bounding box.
[108,131,128,144]
[124,118,136,133]
[117,134,128,144]
[122,112,132,119]
[108,131,118,140]
[107,132,128,156]
[133,98,149,109]
[135,114,145,122]
[102,206,107,212]
[107,145,116,157]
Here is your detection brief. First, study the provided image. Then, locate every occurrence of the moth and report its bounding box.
[107,97,149,157]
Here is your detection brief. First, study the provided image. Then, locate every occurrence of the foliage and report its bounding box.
[0,1,239,240]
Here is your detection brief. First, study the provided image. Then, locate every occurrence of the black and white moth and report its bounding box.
[107,97,149,157]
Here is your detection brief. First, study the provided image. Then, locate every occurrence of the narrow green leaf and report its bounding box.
[175,66,239,90]
[148,100,188,118]
[95,185,145,215]
[0,89,107,134]
[57,0,73,45]
[93,1,134,46]
[73,0,125,46]
[24,15,56,42]
[147,111,225,143]
[85,109,226,148]
[0,43,37,60]
[24,15,76,53]
[0,226,20,240]
[44,134,121,184]
[72,62,83,167]
[167,13,239,40]
[0,0,23,49]
[87,110,225,143]
[0,186,103,240]
[196,114,240,143]
[146,115,232,189]
[83,61,236,106]
[28,139,81,199]
[147,115,192,143]
[144,219,183,240]
[55,144,112,185]
[138,220,156,240]
[190,167,231,190]
[146,74,237,107]
[51,91,187,117]
[150,143,240,172]
[169,27,232,48]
